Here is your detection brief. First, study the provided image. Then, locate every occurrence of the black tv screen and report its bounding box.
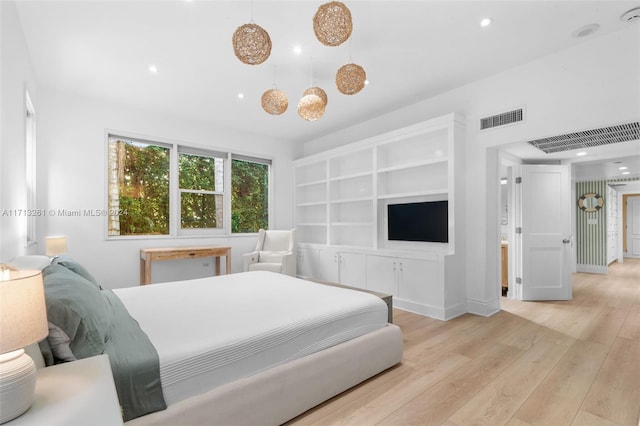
[387,201,448,243]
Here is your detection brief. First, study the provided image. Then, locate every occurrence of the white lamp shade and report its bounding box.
[45,236,67,256]
[0,270,48,354]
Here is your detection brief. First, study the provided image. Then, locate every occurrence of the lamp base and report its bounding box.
[0,349,37,424]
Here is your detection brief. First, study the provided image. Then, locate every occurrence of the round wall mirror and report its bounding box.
[578,193,604,212]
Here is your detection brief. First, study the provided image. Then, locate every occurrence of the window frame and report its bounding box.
[231,154,273,235]
[25,90,37,247]
[176,147,227,237]
[105,131,273,240]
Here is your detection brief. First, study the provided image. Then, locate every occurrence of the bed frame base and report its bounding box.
[126,324,403,425]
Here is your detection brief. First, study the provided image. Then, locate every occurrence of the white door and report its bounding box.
[627,196,640,257]
[520,164,572,300]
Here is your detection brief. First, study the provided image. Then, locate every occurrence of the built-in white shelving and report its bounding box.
[294,113,466,321]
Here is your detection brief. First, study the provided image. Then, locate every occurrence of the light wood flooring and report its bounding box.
[288,258,640,426]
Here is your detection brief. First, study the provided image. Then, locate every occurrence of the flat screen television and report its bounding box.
[387,201,448,243]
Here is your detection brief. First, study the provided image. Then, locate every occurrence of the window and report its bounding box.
[107,136,170,236]
[25,91,36,246]
[178,148,225,230]
[107,134,271,237]
[232,156,270,233]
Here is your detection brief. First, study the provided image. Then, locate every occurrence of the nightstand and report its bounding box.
[6,354,122,426]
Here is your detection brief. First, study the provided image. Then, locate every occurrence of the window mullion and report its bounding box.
[170,143,179,237]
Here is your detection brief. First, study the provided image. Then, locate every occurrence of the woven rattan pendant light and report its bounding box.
[297,94,325,121]
[336,63,366,95]
[232,23,272,65]
[303,87,328,107]
[313,1,353,47]
[261,89,288,115]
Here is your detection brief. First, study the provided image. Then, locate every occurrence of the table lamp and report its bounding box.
[45,236,67,257]
[0,268,48,424]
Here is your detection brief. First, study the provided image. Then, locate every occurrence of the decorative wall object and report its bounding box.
[261,89,288,115]
[336,63,366,95]
[313,1,353,46]
[232,23,272,65]
[578,192,604,212]
[297,93,326,121]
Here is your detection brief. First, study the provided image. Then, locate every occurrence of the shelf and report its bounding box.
[377,157,447,174]
[378,189,448,200]
[330,222,374,227]
[295,179,327,188]
[329,196,374,204]
[296,201,327,207]
[329,171,373,182]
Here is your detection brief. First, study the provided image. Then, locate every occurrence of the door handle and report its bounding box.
[562,239,571,244]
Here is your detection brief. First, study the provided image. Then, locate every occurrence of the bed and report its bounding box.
[12,255,403,425]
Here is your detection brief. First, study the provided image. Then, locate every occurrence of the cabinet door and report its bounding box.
[298,247,340,281]
[398,257,440,306]
[317,247,340,282]
[297,248,319,279]
[338,252,366,288]
[365,255,398,296]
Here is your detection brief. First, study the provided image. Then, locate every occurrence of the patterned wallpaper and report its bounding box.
[576,177,640,268]
[576,180,608,267]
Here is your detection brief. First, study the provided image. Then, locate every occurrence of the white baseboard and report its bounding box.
[394,299,468,321]
[576,264,608,274]
[466,298,500,317]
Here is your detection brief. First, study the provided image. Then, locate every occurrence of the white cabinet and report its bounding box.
[366,255,442,316]
[297,248,365,288]
[294,113,465,321]
[365,255,398,296]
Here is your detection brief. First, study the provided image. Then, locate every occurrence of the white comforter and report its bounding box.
[113,271,388,405]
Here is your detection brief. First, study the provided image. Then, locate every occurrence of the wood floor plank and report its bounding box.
[377,343,524,425]
[572,410,623,426]
[512,339,609,426]
[289,259,640,426]
[618,300,640,340]
[447,331,573,426]
[580,336,640,426]
[308,351,470,426]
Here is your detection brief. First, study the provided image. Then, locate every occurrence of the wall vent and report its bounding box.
[480,108,524,130]
[527,122,640,154]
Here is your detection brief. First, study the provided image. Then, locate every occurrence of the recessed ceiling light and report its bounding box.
[622,171,630,175]
[572,23,600,38]
[576,151,587,156]
[480,17,492,27]
[293,45,302,55]
[148,65,158,74]
[237,93,244,100]
[619,166,628,170]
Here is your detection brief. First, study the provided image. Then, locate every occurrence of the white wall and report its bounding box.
[300,25,640,316]
[36,88,295,288]
[0,1,39,261]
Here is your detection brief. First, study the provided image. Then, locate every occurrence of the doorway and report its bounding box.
[623,193,640,258]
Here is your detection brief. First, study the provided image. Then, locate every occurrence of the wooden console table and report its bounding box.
[140,246,231,285]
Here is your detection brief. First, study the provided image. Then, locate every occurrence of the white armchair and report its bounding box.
[243,229,296,276]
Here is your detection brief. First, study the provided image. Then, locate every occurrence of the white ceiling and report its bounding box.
[14,0,640,176]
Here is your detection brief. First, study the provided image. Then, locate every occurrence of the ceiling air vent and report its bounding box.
[480,108,524,130]
[527,122,640,154]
